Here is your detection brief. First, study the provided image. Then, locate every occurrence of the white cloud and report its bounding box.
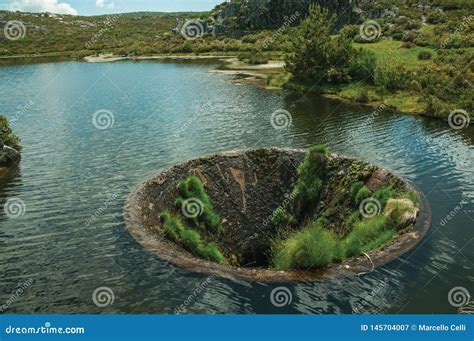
[95,0,114,9]
[9,0,78,15]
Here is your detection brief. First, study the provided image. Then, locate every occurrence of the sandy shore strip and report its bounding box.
[83,54,236,63]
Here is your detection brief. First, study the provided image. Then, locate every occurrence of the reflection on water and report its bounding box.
[0,60,472,314]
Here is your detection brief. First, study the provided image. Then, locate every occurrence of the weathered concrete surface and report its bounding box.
[124,148,431,283]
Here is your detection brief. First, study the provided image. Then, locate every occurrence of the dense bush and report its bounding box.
[418,51,432,60]
[374,61,409,91]
[340,215,393,258]
[285,5,353,84]
[348,49,377,83]
[272,222,338,270]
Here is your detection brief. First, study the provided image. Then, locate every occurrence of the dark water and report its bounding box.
[0,60,472,314]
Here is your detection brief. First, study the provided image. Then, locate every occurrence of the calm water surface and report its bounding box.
[0,60,472,314]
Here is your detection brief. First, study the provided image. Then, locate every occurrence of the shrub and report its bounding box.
[418,51,432,60]
[345,211,361,228]
[271,208,295,228]
[340,215,390,258]
[0,116,21,151]
[355,186,371,205]
[267,72,292,88]
[403,191,420,206]
[176,176,223,234]
[350,181,364,199]
[354,88,370,103]
[373,186,397,209]
[391,32,403,40]
[374,61,409,91]
[285,5,353,84]
[160,212,225,263]
[348,49,377,83]
[272,222,337,270]
[292,144,329,218]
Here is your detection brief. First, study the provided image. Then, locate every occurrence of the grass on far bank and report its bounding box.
[353,40,438,70]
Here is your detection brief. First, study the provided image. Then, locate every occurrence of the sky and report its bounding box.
[0,0,224,16]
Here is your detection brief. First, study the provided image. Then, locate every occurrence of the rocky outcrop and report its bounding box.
[210,0,357,35]
[0,145,21,168]
[385,198,419,230]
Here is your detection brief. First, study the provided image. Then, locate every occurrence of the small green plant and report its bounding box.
[344,211,361,228]
[372,186,397,209]
[350,181,364,199]
[355,186,371,205]
[0,116,21,151]
[418,51,432,60]
[339,215,391,258]
[176,175,223,234]
[292,144,329,219]
[354,88,370,103]
[403,191,420,206]
[316,215,329,227]
[160,212,225,263]
[272,222,338,270]
[271,208,295,228]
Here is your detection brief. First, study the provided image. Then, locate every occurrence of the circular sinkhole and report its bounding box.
[124,148,431,282]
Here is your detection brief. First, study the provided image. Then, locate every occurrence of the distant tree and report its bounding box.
[285,4,354,84]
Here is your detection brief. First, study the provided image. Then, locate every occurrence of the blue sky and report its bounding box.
[0,0,224,16]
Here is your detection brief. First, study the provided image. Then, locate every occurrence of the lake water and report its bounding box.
[0,60,472,314]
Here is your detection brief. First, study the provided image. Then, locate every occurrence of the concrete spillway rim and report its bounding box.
[123,148,432,283]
